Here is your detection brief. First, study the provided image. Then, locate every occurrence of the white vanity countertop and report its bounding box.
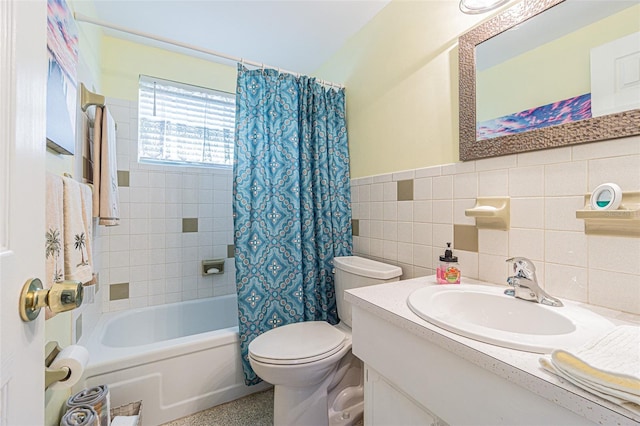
[345,276,640,425]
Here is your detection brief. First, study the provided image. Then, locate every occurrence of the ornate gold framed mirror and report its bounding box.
[459,0,640,161]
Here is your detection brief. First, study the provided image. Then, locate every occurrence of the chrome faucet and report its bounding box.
[505,257,563,307]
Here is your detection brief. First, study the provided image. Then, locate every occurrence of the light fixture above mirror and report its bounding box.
[459,0,510,14]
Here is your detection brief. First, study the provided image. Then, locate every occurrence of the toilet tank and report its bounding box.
[333,256,402,327]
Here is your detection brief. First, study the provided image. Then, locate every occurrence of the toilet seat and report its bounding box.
[249,321,346,365]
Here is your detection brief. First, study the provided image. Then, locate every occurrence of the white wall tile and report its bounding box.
[393,170,415,181]
[475,155,516,171]
[383,222,397,241]
[129,171,149,188]
[478,169,508,196]
[359,220,371,238]
[383,240,397,261]
[545,231,587,267]
[544,263,587,303]
[397,222,413,243]
[432,176,453,199]
[370,238,383,258]
[397,201,414,222]
[432,224,453,248]
[511,198,544,229]
[149,172,166,188]
[509,229,544,261]
[370,202,383,220]
[588,155,640,191]
[432,200,453,224]
[109,251,130,268]
[509,166,544,197]
[397,243,413,264]
[413,244,432,268]
[544,196,584,232]
[415,165,441,178]
[588,269,640,314]
[414,178,432,200]
[545,161,587,196]
[359,185,371,202]
[413,201,432,223]
[572,136,640,160]
[130,235,148,250]
[478,253,509,285]
[456,250,478,280]
[129,187,149,203]
[451,161,476,174]
[182,203,198,218]
[453,173,477,199]
[370,183,383,202]
[383,181,397,201]
[129,203,148,219]
[588,235,640,275]
[351,186,360,203]
[479,229,508,256]
[370,220,383,239]
[413,223,432,245]
[517,147,571,166]
[373,173,392,183]
[109,235,130,252]
[383,201,397,221]
[182,173,199,189]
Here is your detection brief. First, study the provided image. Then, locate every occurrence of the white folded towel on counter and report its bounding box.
[540,325,640,416]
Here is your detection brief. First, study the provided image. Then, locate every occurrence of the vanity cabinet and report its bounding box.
[364,365,443,426]
[353,306,596,425]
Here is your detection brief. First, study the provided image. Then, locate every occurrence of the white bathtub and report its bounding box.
[78,295,270,425]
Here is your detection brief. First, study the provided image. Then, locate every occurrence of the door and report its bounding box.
[591,31,640,117]
[0,0,48,425]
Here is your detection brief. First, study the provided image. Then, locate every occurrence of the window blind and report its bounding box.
[138,75,235,167]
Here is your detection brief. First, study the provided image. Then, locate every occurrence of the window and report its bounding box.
[138,75,235,167]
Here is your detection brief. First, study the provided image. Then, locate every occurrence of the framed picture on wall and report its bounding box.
[46,0,78,155]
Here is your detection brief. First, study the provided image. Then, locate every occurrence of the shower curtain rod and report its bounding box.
[74,13,345,89]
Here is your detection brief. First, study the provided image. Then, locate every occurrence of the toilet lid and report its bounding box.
[249,321,346,365]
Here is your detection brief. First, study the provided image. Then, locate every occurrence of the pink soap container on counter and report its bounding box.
[436,243,460,284]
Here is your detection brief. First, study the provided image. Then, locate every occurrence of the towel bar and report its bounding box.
[80,83,105,112]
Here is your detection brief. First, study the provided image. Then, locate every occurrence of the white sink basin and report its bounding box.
[407,284,615,353]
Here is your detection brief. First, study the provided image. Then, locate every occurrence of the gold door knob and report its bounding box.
[19,278,83,322]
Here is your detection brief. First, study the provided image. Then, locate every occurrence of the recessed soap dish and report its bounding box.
[202,259,225,275]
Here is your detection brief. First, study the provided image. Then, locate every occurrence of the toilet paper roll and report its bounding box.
[48,345,89,390]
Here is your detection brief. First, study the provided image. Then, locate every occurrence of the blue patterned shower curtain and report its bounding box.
[233,65,352,385]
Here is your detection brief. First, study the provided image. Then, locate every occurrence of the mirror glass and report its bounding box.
[459,0,640,161]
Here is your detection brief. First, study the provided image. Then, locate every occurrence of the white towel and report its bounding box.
[111,415,139,426]
[540,325,640,416]
[45,173,64,320]
[92,105,120,226]
[63,177,93,284]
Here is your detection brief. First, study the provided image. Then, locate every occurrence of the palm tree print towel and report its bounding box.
[45,174,65,319]
[62,176,93,283]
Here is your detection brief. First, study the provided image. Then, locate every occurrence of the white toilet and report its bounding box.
[248,256,402,426]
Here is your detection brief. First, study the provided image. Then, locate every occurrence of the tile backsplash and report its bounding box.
[351,137,640,315]
[98,98,236,312]
[92,99,640,318]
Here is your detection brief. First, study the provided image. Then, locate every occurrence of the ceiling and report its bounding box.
[87,0,392,75]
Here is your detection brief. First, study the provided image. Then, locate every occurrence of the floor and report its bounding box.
[161,388,365,426]
[162,389,274,426]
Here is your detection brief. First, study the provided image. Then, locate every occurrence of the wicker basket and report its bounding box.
[110,400,142,425]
